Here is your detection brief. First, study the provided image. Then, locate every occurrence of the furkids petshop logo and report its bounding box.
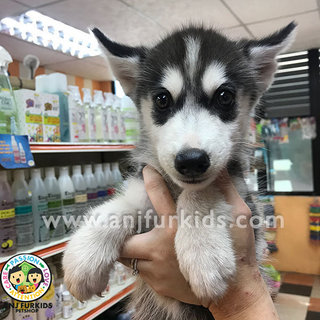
[0,254,52,302]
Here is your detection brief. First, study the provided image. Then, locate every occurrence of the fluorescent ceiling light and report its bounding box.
[0,10,100,59]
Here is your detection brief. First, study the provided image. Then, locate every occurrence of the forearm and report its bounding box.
[209,269,279,320]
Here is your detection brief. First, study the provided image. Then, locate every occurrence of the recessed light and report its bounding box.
[0,10,100,59]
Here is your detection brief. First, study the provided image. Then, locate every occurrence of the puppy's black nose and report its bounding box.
[175,148,210,177]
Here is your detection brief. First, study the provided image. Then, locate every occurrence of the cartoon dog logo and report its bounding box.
[17,285,28,294]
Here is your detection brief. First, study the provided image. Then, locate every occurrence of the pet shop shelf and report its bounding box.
[0,236,70,268]
[29,143,136,153]
[71,278,136,320]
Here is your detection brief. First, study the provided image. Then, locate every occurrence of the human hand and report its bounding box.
[119,166,278,319]
[119,165,201,305]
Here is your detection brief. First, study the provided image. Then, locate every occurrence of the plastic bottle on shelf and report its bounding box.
[11,135,20,163]
[122,96,140,144]
[83,88,96,142]
[66,85,80,142]
[12,170,34,249]
[112,96,121,142]
[0,171,16,257]
[115,97,126,142]
[69,85,87,142]
[115,262,127,285]
[58,167,76,234]
[93,90,104,142]
[44,167,65,239]
[72,165,88,217]
[105,93,118,142]
[76,300,87,310]
[83,164,98,206]
[0,46,18,135]
[29,168,50,244]
[62,291,73,319]
[104,92,115,142]
[111,162,123,190]
[102,93,111,143]
[94,163,108,204]
[103,163,115,198]
[55,282,65,318]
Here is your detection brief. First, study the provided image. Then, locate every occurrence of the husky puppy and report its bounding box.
[63,23,296,320]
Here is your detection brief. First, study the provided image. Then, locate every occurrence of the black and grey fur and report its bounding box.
[63,23,296,320]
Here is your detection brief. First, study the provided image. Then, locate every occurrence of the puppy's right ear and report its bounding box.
[92,28,147,96]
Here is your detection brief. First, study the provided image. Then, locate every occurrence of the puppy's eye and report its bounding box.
[214,88,235,107]
[154,92,172,110]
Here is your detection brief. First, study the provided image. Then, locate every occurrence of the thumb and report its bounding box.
[216,169,251,218]
[143,166,176,219]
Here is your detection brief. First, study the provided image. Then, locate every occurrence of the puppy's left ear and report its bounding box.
[92,28,147,96]
[245,22,297,93]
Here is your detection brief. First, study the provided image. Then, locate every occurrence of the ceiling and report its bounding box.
[1,0,320,80]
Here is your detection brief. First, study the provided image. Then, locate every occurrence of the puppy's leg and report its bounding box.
[175,188,236,302]
[63,178,150,301]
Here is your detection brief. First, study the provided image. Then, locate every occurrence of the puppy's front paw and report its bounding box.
[63,226,118,301]
[176,229,236,302]
[187,255,235,302]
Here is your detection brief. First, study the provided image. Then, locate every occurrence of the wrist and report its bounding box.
[208,269,278,320]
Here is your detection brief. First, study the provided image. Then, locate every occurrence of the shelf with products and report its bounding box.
[0,236,70,268]
[29,142,136,153]
[69,278,136,320]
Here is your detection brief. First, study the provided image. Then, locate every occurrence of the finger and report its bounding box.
[118,257,131,268]
[120,233,153,259]
[143,166,176,218]
[217,171,255,232]
[216,170,251,217]
[117,258,150,274]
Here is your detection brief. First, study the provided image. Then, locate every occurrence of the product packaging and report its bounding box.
[14,89,43,142]
[42,93,61,143]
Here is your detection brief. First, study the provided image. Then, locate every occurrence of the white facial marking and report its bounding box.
[161,67,184,100]
[153,100,236,190]
[202,62,227,96]
[185,36,201,80]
